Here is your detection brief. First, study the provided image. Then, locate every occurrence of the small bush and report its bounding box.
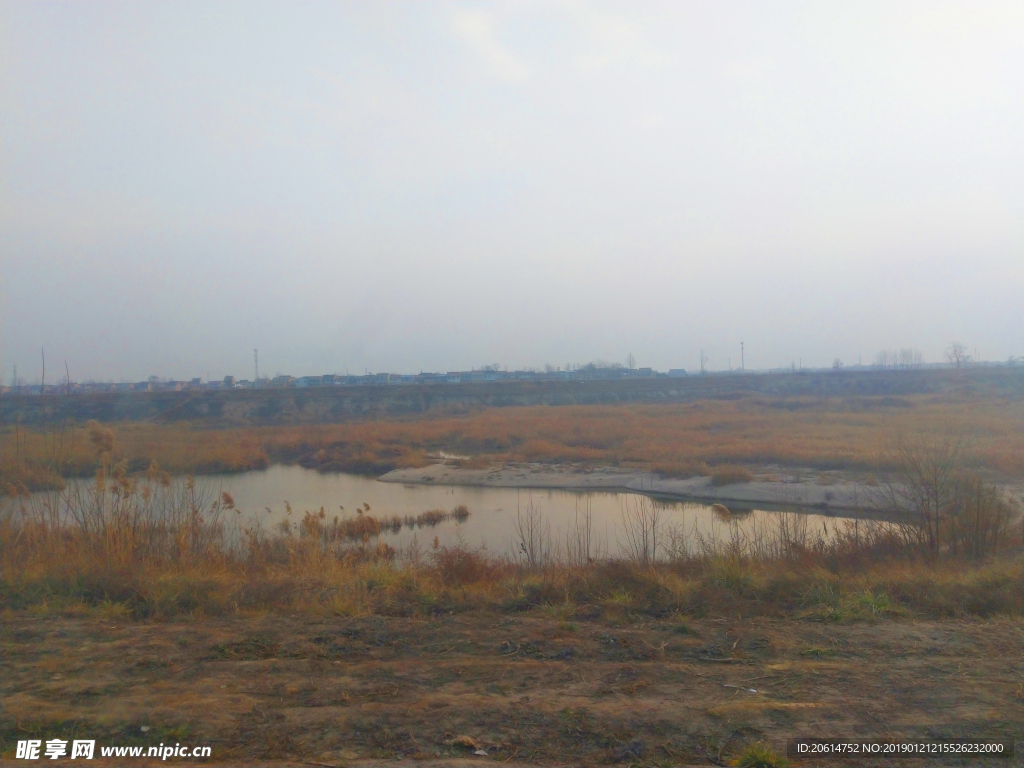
[711,465,754,486]
[733,741,789,767]
[670,616,696,635]
[429,542,497,586]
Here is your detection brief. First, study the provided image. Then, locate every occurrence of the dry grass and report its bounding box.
[4,612,1019,764]
[3,532,1020,623]
[0,422,268,491]
[2,450,1021,764]
[3,467,1020,622]
[710,464,755,486]
[3,393,1020,489]
[4,390,1021,765]
[262,395,1021,477]
[2,402,1020,624]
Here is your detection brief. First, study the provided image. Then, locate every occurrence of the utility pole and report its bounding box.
[254,349,259,382]
[741,341,745,372]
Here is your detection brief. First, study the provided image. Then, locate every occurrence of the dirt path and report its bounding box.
[3,613,1021,766]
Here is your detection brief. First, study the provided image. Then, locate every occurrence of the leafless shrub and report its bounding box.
[430,537,496,586]
[876,427,1019,559]
[618,496,664,566]
[710,465,754,486]
[563,496,594,568]
[512,497,550,568]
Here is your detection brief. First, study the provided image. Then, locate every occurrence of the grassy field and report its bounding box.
[2,392,1021,492]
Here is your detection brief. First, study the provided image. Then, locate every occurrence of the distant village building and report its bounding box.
[35,361,732,395]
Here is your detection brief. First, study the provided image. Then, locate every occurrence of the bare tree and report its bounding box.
[618,496,664,565]
[512,497,550,568]
[946,341,967,368]
[699,349,709,375]
[832,358,843,371]
[564,496,594,568]
[877,428,966,554]
[626,352,636,370]
[876,427,1019,559]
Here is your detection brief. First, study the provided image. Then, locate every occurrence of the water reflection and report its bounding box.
[203,465,855,558]
[16,464,863,560]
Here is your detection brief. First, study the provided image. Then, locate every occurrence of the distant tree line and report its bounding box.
[874,348,925,369]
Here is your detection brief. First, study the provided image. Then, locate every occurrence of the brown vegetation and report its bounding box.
[3,432,1020,622]
[4,612,1018,765]
[295,505,473,543]
[2,476,1021,763]
[3,421,1021,765]
[880,428,1021,559]
[0,421,268,492]
[2,393,1021,491]
[710,464,755,486]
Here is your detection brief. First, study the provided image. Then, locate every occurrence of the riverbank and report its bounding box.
[380,462,891,517]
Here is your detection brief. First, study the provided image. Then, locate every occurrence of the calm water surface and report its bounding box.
[201,465,853,557]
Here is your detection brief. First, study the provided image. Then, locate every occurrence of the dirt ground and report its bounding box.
[2,613,1021,767]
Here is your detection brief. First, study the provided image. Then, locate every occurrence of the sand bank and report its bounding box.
[379,462,885,517]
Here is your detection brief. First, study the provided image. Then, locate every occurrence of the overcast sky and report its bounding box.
[2,1,1021,382]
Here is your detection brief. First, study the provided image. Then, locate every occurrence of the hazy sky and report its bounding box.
[2,1,1022,382]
